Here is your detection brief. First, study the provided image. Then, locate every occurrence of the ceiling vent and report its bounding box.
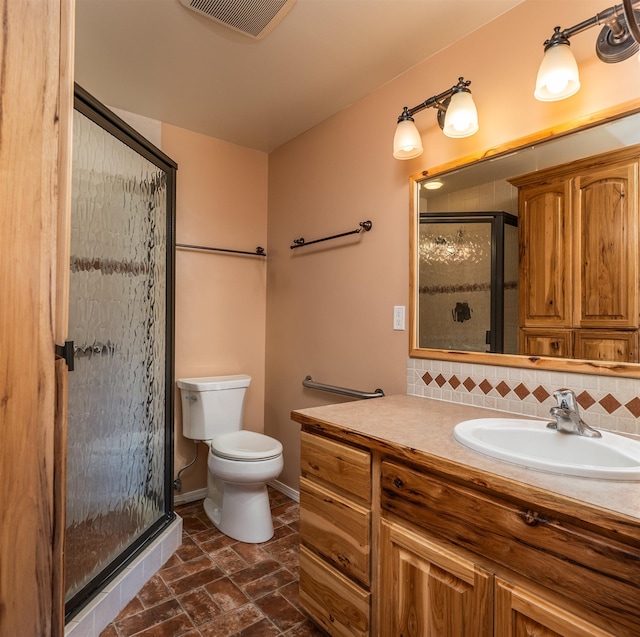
[179,0,297,40]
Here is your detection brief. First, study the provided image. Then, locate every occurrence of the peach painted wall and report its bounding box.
[266,0,640,490]
[161,124,268,494]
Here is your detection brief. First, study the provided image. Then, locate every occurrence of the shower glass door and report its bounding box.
[65,86,176,618]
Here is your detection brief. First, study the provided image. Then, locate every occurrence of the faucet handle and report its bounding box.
[553,388,580,413]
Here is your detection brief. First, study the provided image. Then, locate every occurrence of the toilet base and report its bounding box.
[203,481,274,544]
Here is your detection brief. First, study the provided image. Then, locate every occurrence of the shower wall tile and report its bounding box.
[407,357,640,436]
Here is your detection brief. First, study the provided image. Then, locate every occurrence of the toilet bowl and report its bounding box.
[206,431,283,543]
[177,375,284,543]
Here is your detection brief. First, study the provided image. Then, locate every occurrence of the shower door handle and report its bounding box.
[55,340,75,372]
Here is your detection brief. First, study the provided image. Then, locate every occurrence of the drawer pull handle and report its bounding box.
[521,510,542,526]
[394,477,404,489]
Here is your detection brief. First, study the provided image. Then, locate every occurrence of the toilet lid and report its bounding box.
[211,430,283,461]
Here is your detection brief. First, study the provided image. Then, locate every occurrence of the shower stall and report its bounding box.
[418,211,518,354]
[64,86,176,620]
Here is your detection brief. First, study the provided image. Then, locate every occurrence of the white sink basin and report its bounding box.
[453,418,640,480]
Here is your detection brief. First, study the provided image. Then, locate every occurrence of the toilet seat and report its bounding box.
[211,430,283,461]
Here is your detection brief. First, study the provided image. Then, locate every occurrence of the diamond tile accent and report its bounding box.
[495,381,511,397]
[625,397,640,418]
[463,377,476,392]
[599,393,622,414]
[532,386,551,403]
[577,391,596,410]
[409,361,640,433]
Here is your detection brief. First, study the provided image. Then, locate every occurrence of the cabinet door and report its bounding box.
[519,328,573,358]
[300,476,371,586]
[519,181,572,328]
[300,546,370,637]
[300,431,371,502]
[495,578,616,637]
[573,161,638,328]
[574,329,638,362]
[379,520,493,636]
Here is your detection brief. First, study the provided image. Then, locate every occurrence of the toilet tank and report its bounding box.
[177,374,251,440]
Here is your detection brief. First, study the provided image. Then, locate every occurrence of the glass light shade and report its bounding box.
[534,43,580,101]
[393,118,424,159]
[442,90,479,138]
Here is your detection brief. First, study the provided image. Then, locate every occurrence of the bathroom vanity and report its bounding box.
[292,395,640,637]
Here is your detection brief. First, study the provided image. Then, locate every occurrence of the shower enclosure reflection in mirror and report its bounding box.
[65,85,176,621]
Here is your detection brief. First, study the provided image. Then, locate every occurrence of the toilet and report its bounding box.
[177,374,283,543]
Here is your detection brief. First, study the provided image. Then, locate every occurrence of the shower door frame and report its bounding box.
[65,85,177,621]
[418,211,518,353]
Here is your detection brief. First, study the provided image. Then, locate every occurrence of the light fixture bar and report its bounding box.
[536,0,640,101]
[393,77,478,160]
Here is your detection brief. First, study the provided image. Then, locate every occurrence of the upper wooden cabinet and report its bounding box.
[511,147,640,361]
[518,179,572,328]
[573,161,638,328]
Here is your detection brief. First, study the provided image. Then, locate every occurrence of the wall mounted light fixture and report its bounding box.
[535,0,640,101]
[393,77,479,160]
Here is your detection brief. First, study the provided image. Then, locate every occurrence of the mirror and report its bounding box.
[410,103,640,377]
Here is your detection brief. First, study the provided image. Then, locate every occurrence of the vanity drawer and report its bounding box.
[381,460,640,636]
[301,431,371,502]
[300,545,370,637]
[300,476,371,586]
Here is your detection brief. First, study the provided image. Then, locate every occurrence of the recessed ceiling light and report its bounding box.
[423,179,444,190]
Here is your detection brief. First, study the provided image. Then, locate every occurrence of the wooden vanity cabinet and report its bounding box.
[512,148,640,362]
[296,416,639,637]
[299,430,372,636]
[380,460,637,637]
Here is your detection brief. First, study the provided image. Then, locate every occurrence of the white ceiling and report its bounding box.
[74,0,524,153]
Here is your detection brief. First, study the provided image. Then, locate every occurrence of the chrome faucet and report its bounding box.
[547,388,601,438]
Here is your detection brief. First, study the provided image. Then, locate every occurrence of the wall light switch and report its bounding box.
[393,306,405,331]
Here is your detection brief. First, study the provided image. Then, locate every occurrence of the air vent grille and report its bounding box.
[180,0,297,39]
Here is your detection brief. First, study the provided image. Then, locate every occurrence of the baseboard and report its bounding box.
[174,481,299,505]
[268,479,300,503]
[173,487,207,505]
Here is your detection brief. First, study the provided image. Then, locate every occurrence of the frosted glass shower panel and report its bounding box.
[419,221,492,352]
[65,109,169,602]
[418,212,518,353]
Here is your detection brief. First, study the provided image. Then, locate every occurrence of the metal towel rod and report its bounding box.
[302,375,384,399]
[291,220,372,249]
[176,243,266,257]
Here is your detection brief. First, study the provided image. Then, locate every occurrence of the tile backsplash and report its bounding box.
[407,358,640,436]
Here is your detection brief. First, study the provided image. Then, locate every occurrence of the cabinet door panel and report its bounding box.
[495,578,616,637]
[300,546,370,637]
[301,431,371,501]
[574,161,638,327]
[300,476,371,586]
[519,182,572,327]
[574,330,637,362]
[380,519,493,636]
[519,329,573,358]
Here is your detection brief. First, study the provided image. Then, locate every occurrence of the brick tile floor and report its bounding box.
[100,489,326,636]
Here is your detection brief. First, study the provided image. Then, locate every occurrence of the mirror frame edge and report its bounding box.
[409,98,640,379]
